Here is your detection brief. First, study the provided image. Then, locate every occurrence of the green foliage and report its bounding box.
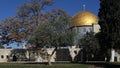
[99,0,120,49]
[80,32,100,60]
[98,0,120,61]
[0,0,74,64]
[28,9,75,48]
[0,45,5,49]
[6,47,12,49]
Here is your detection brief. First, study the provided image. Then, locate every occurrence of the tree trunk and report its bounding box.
[110,48,115,62]
[47,47,57,65]
[48,54,51,66]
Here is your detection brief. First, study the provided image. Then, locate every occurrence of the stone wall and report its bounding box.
[0,47,81,62]
[0,49,29,62]
[0,49,12,62]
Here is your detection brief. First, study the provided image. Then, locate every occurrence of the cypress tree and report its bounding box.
[98,0,120,62]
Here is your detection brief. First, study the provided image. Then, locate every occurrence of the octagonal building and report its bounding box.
[71,10,100,46]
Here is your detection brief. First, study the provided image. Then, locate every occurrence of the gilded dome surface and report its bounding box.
[71,11,98,26]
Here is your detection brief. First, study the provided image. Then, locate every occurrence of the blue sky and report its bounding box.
[0,0,100,48]
[0,0,100,22]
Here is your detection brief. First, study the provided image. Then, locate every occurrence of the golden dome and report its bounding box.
[71,11,99,27]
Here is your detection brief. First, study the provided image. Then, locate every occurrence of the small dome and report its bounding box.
[71,11,99,27]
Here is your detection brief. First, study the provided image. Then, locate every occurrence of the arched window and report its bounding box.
[6,55,9,59]
[1,55,4,59]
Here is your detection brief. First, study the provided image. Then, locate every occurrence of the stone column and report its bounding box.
[117,56,120,62]
[110,49,115,62]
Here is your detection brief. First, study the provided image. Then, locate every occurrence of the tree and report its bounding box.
[29,9,74,46]
[79,32,100,62]
[6,47,12,49]
[0,0,75,65]
[98,0,120,62]
[28,9,75,65]
[0,0,53,45]
[0,0,74,65]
